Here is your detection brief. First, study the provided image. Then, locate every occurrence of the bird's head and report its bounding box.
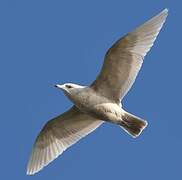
[55,83,85,95]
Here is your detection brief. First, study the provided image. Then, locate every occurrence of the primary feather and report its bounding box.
[91,9,168,102]
[27,106,103,175]
[27,9,168,175]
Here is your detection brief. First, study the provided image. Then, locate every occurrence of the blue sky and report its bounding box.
[0,0,181,179]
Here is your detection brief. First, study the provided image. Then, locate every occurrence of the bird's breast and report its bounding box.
[89,103,123,123]
[69,88,123,122]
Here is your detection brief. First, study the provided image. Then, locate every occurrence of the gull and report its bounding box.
[27,9,168,175]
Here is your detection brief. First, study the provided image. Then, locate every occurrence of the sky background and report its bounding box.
[0,0,181,179]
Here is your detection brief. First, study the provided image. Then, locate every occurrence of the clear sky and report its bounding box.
[0,0,181,179]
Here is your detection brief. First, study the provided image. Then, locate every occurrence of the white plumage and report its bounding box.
[27,9,168,175]
[27,106,103,175]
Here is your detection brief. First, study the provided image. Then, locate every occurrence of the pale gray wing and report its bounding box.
[91,9,168,103]
[27,106,103,175]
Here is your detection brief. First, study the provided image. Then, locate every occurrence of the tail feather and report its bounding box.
[120,111,148,138]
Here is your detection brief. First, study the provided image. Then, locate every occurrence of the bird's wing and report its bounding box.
[91,9,168,103]
[27,106,103,175]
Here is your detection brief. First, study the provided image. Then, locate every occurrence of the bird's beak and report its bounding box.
[55,84,64,90]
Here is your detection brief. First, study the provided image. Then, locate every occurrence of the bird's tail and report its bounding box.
[120,111,148,138]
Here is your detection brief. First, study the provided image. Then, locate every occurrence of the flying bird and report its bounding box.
[27,9,168,175]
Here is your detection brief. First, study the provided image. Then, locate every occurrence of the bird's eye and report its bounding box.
[66,85,72,89]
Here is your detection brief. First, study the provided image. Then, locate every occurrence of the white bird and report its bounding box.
[27,9,168,175]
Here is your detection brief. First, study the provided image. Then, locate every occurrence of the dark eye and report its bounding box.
[66,85,72,89]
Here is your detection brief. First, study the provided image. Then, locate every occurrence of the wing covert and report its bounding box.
[27,106,103,175]
[91,9,168,102]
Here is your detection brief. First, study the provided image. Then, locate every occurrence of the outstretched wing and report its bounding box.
[91,9,168,103]
[27,106,103,175]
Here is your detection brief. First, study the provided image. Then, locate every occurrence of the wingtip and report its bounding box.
[26,172,32,176]
[26,164,44,175]
[26,168,34,176]
[26,170,32,176]
[26,169,38,176]
[162,8,169,15]
[154,8,168,22]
